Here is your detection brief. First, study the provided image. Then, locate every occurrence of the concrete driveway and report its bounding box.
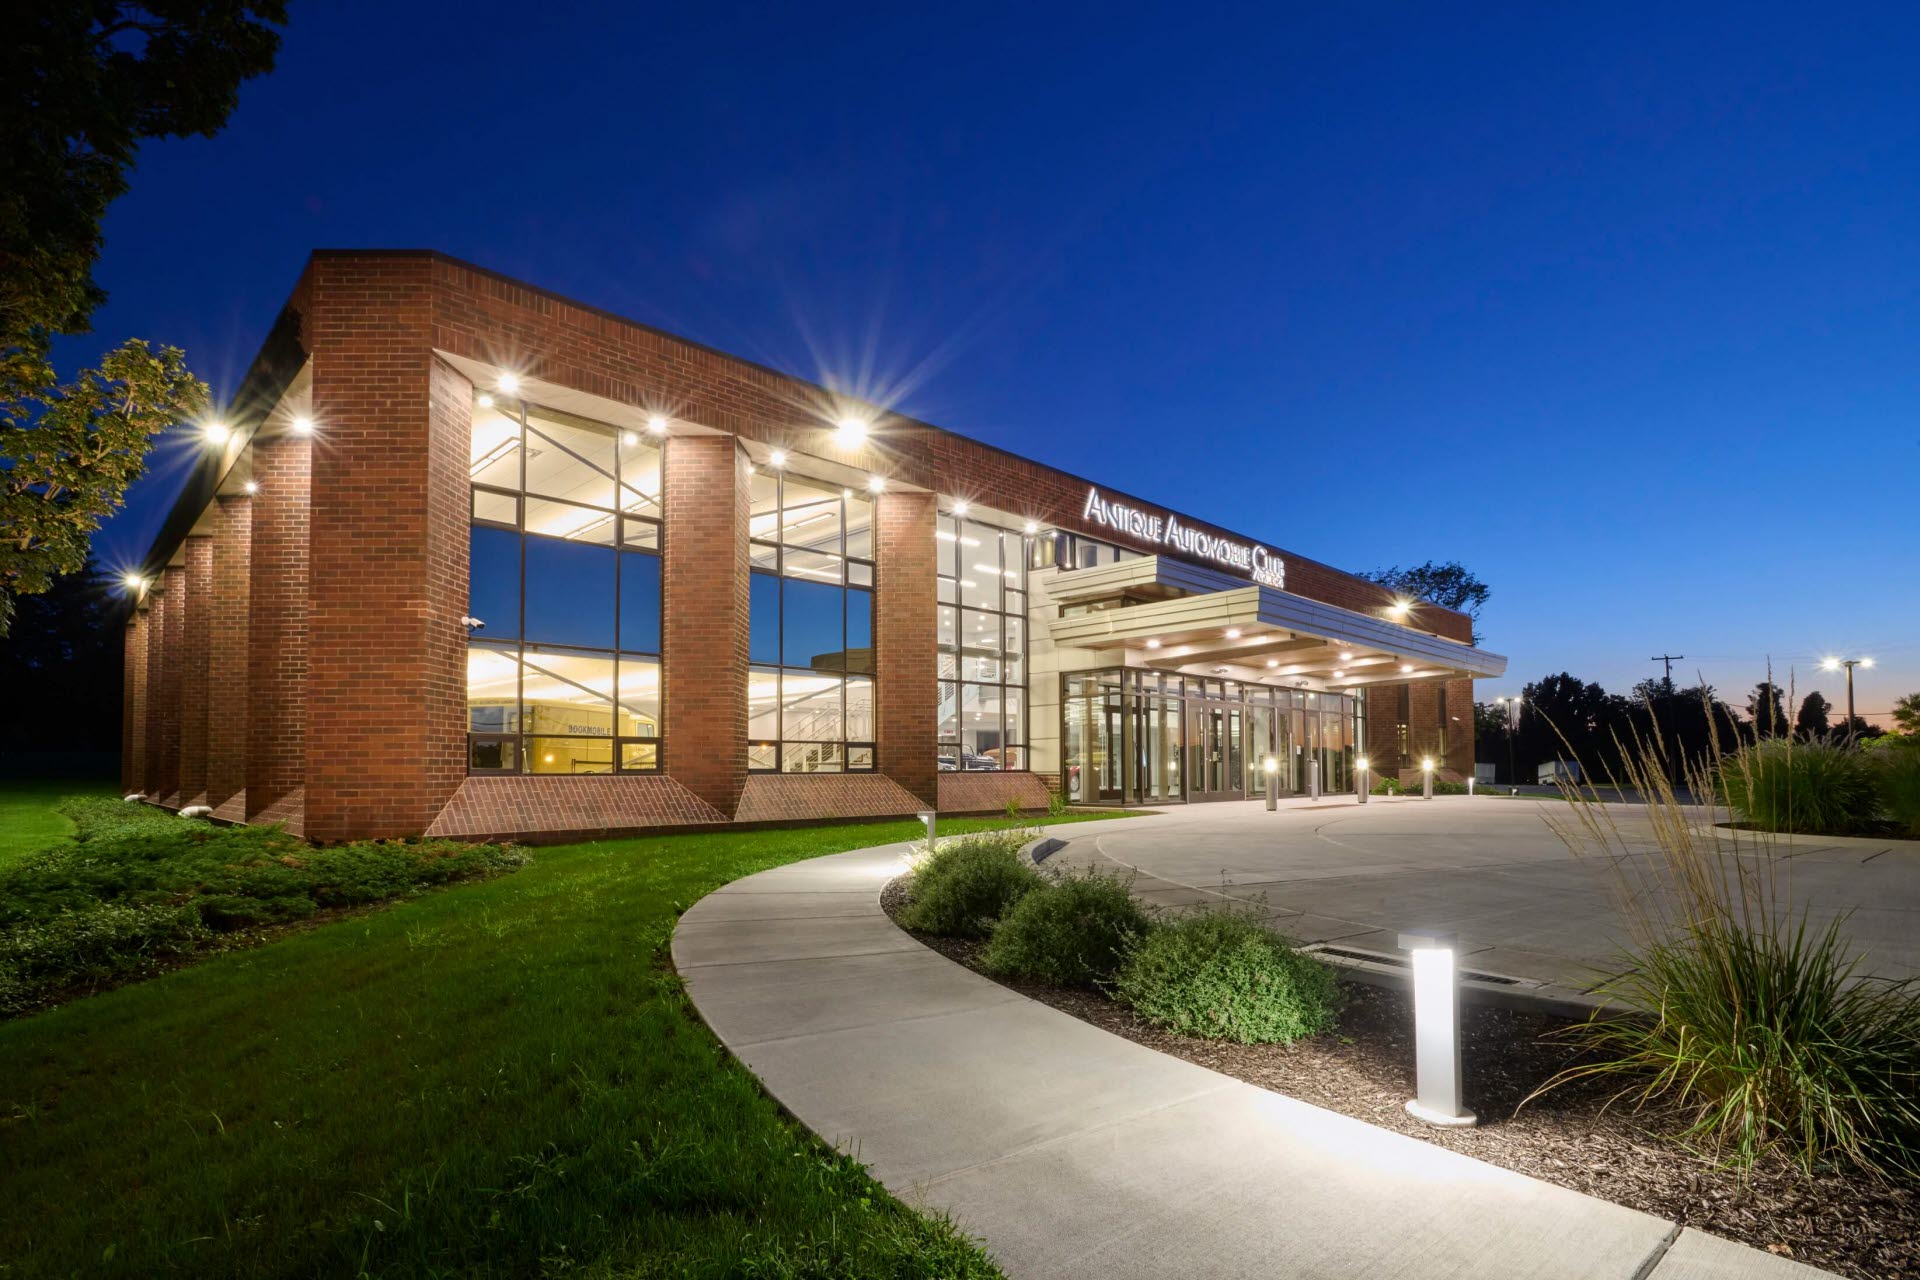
[1043,796,1920,1001]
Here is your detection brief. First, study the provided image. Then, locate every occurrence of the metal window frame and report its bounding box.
[937,512,1029,771]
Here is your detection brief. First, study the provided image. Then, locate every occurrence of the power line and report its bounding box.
[1649,654,1685,684]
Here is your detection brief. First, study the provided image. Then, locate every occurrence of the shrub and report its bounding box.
[1112,909,1340,1043]
[1719,738,1880,834]
[980,869,1149,987]
[0,797,529,1015]
[1872,739,1920,838]
[898,832,1040,938]
[1536,718,1920,1176]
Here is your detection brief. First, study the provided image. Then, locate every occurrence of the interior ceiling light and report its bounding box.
[1225,628,1241,639]
[1266,659,1278,668]
[476,394,495,409]
[1401,663,1414,673]
[1145,638,1161,649]
[621,430,639,445]
[1339,651,1353,661]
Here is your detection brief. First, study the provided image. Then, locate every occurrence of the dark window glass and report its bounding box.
[749,572,781,665]
[468,525,521,639]
[783,578,844,669]
[524,535,615,648]
[619,550,661,654]
[845,587,873,675]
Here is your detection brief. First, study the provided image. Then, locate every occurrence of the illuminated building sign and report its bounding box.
[1081,487,1286,588]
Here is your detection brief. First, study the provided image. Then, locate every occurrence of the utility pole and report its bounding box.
[1649,654,1684,692]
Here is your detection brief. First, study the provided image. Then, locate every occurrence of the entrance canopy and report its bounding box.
[1042,555,1505,691]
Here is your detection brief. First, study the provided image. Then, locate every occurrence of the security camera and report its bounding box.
[462,616,485,630]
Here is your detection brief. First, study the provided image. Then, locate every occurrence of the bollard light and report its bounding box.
[1355,754,1370,805]
[1307,755,1321,801]
[1421,756,1435,801]
[918,810,936,853]
[1263,756,1278,811]
[1399,930,1476,1127]
[1467,776,1475,797]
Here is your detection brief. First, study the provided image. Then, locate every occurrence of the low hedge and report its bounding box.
[980,870,1149,988]
[898,832,1040,938]
[0,798,528,1015]
[1720,739,1883,835]
[1873,739,1920,838]
[1112,909,1339,1044]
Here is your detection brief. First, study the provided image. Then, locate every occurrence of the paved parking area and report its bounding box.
[1044,796,1920,1000]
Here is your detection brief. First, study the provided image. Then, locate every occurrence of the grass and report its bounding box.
[0,802,1125,1280]
[0,777,117,870]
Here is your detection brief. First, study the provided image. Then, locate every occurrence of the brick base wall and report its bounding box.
[735,773,928,824]
[425,775,726,840]
[937,771,1052,814]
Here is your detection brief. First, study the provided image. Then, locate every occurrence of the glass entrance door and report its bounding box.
[1185,696,1246,801]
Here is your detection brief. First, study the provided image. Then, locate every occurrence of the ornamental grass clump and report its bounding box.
[1532,702,1920,1178]
[1111,907,1339,1044]
[898,831,1041,938]
[980,868,1149,988]
[1871,739,1920,838]
[1719,737,1881,835]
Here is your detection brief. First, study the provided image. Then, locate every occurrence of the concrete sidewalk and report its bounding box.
[672,824,1832,1280]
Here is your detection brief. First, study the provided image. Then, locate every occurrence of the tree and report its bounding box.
[1893,692,1920,736]
[1833,715,1887,740]
[1360,560,1491,644]
[0,560,123,754]
[1,340,206,633]
[2,3,286,348]
[1746,681,1788,737]
[1,4,284,633]
[1516,673,1628,781]
[1795,691,1832,740]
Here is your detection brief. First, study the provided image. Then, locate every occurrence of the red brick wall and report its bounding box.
[122,612,146,794]
[735,773,926,823]
[426,775,726,840]
[207,496,251,814]
[875,491,937,806]
[305,257,469,840]
[247,432,309,824]
[937,772,1051,814]
[142,592,167,797]
[661,434,749,817]
[156,564,186,804]
[178,536,214,805]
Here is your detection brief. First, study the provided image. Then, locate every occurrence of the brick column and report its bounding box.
[143,590,168,797]
[157,564,186,804]
[662,434,749,817]
[1444,676,1474,780]
[247,432,310,828]
[305,258,468,840]
[208,496,251,816]
[178,536,214,805]
[122,611,147,794]
[875,490,937,805]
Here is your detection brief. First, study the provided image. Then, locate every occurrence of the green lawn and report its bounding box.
[0,802,1134,1279]
[0,777,117,869]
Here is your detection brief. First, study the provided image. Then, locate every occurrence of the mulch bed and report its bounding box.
[881,875,1919,1280]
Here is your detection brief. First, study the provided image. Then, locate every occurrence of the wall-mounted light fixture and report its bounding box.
[291,415,314,436]
[647,414,669,435]
[836,416,870,448]
[1398,930,1476,1127]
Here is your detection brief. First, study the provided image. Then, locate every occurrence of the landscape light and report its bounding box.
[203,422,232,446]
[647,414,669,435]
[1422,756,1435,801]
[497,373,520,394]
[918,810,937,852]
[1264,756,1279,810]
[1399,930,1476,1127]
[836,416,870,447]
[291,415,314,435]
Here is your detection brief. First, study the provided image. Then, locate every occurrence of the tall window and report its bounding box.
[466,393,663,775]
[746,468,876,772]
[938,513,1027,770]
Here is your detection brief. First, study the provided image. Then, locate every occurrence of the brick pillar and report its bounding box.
[157,564,186,804]
[178,536,214,805]
[143,590,168,797]
[247,432,310,827]
[208,497,251,815]
[1445,676,1474,780]
[875,491,937,806]
[662,434,749,817]
[306,258,468,840]
[122,611,148,794]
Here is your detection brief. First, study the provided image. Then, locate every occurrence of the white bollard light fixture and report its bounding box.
[918,810,936,853]
[1399,930,1476,1127]
[1308,755,1321,801]
[1355,754,1369,805]
[1264,756,1279,810]
[1421,756,1435,800]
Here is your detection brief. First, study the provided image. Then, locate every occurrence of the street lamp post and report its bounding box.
[1821,657,1875,738]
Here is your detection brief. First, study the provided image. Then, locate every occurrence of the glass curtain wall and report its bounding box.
[937,514,1028,770]
[1060,671,1361,805]
[746,469,876,772]
[466,395,663,774]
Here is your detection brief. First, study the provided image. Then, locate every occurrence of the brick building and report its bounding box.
[122,252,1504,842]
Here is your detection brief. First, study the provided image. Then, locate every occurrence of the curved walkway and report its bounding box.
[672,821,1829,1280]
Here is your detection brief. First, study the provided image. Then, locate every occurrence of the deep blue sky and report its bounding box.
[77,1,1919,717]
